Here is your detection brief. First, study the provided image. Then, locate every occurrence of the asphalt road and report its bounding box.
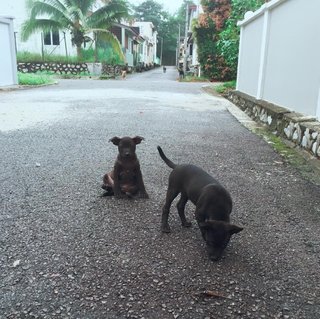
[0,67,319,319]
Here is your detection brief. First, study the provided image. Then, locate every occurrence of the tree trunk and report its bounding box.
[77,45,82,61]
[94,32,98,63]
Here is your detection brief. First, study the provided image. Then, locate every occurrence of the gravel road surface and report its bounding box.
[0,67,319,318]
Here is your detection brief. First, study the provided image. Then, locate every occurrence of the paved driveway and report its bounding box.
[0,67,319,318]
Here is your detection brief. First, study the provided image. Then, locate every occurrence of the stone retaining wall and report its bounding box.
[18,62,89,74]
[17,62,156,76]
[227,91,320,158]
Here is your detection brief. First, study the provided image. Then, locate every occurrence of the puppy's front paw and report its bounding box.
[139,192,149,199]
[115,193,126,199]
[182,220,192,228]
[161,224,171,233]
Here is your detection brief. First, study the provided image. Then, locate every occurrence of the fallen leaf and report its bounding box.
[194,290,227,299]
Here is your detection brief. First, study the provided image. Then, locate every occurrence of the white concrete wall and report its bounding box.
[236,16,264,97]
[0,17,18,86]
[237,0,320,119]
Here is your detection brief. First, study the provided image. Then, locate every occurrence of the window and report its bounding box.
[52,31,59,45]
[44,30,60,45]
[44,32,51,45]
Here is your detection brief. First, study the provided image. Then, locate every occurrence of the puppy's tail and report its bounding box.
[157,146,176,169]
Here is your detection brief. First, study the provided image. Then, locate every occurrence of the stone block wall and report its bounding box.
[18,62,89,74]
[227,91,320,158]
[17,62,147,77]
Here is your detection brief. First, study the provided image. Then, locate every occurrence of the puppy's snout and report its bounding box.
[209,254,221,261]
[124,152,131,157]
[207,247,223,261]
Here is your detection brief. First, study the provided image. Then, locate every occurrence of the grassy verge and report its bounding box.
[18,72,55,86]
[253,127,320,185]
[17,48,123,64]
[180,75,209,82]
[215,80,236,94]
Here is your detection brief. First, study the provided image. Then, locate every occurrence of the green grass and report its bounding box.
[180,75,209,82]
[254,128,320,185]
[18,72,55,86]
[17,48,123,64]
[17,51,78,63]
[215,80,236,94]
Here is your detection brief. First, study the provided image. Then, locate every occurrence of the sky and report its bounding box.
[158,0,183,14]
[132,0,184,15]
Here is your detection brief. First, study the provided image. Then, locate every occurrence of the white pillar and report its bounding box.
[236,25,244,91]
[256,9,270,99]
[316,86,320,120]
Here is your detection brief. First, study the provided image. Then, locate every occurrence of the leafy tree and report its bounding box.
[217,0,265,78]
[21,0,130,60]
[133,0,175,64]
[159,15,180,65]
[134,0,167,29]
[194,0,266,80]
[201,0,231,31]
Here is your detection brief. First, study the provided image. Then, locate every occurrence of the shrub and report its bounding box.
[215,80,236,94]
[18,72,54,85]
[17,51,78,63]
[17,46,123,64]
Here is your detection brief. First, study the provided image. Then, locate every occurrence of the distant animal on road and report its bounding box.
[157,146,243,261]
[121,63,128,80]
[102,136,149,199]
[178,68,184,80]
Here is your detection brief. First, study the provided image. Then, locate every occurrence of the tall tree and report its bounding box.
[217,0,265,78]
[21,0,130,59]
[194,0,266,80]
[133,0,173,64]
[133,0,166,29]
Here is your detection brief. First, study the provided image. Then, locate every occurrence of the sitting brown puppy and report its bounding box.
[102,136,149,199]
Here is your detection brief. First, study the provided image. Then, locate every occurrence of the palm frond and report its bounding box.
[25,0,72,27]
[91,29,125,62]
[27,0,62,18]
[21,19,63,41]
[67,5,86,28]
[71,0,95,16]
[88,0,129,28]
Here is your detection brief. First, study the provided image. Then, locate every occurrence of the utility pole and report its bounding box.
[176,24,180,67]
[183,3,189,75]
[160,37,163,65]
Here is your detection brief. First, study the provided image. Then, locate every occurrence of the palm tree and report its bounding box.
[21,0,130,60]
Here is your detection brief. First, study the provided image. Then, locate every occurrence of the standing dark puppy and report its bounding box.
[102,136,149,199]
[157,146,243,261]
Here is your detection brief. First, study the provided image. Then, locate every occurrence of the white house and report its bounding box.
[0,16,18,86]
[0,0,157,68]
[0,0,77,58]
[133,22,158,65]
[111,22,145,67]
[178,3,203,75]
[237,0,320,119]
[187,4,203,67]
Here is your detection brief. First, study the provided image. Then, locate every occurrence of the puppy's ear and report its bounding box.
[228,224,243,235]
[132,136,144,145]
[109,137,121,145]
